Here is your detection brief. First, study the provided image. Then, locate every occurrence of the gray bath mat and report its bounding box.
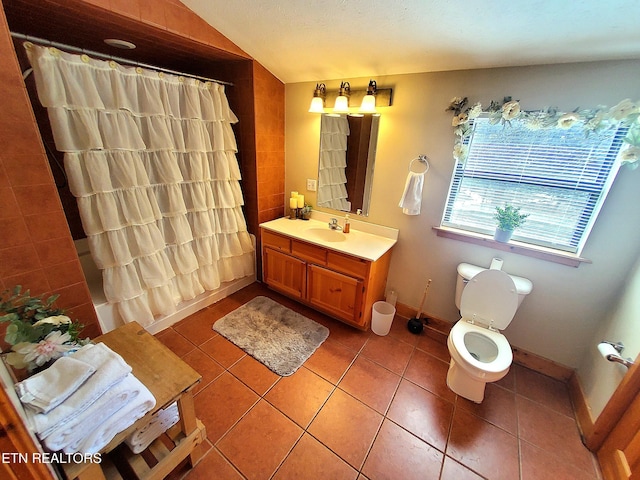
[213,296,329,376]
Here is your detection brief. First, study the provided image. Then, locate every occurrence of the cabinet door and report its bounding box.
[308,264,364,326]
[263,247,306,298]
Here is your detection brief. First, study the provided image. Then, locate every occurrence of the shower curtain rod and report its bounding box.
[10,32,234,87]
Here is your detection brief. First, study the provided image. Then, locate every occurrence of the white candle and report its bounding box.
[291,191,298,198]
[297,194,305,208]
[289,197,298,209]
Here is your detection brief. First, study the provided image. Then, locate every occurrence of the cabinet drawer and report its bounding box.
[262,229,291,252]
[292,240,327,265]
[327,251,369,279]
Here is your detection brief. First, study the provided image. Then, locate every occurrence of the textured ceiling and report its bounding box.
[181,0,640,83]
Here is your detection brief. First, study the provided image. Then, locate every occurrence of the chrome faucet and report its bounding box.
[328,218,342,230]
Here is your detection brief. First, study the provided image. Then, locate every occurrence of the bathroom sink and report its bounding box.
[260,217,398,261]
[304,228,347,243]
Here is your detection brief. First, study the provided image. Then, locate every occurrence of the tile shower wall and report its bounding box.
[0,4,99,346]
[254,61,286,226]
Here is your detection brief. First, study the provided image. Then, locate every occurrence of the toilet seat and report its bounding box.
[449,320,513,374]
[449,269,517,376]
[460,269,519,330]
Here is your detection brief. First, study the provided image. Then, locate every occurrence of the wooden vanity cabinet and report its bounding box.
[261,228,392,330]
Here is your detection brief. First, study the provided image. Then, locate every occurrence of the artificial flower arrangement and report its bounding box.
[446,96,640,168]
[0,286,89,372]
[300,203,313,220]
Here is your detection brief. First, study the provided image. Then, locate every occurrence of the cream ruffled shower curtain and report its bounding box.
[26,43,254,326]
[317,114,350,211]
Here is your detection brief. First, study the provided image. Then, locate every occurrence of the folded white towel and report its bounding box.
[66,376,155,454]
[398,171,425,215]
[16,356,96,414]
[42,373,141,452]
[27,343,132,437]
[125,401,180,454]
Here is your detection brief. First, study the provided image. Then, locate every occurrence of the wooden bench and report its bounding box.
[62,321,205,480]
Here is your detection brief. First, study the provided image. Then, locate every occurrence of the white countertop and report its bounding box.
[259,216,398,262]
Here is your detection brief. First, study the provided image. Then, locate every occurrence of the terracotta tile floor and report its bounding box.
[158,282,601,480]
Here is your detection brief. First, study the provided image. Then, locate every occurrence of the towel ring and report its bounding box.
[409,155,430,174]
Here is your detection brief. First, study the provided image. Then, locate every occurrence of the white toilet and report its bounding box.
[446,263,533,403]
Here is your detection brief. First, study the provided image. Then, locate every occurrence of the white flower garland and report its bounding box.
[447,96,640,168]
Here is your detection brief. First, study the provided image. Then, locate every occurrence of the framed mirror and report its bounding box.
[317,114,380,216]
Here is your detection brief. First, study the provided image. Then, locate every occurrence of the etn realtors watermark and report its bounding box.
[2,452,102,464]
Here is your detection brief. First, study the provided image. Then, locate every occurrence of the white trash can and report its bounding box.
[371,301,396,336]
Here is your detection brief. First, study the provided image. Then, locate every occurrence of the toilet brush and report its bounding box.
[407,279,431,334]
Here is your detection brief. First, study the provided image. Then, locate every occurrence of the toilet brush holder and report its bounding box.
[407,317,424,334]
[407,279,431,334]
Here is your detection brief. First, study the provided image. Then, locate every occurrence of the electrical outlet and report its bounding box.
[306,178,317,191]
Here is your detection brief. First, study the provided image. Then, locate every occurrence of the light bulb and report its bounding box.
[333,81,351,113]
[308,83,326,113]
[308,96,325,113]
[360,94,377,113]
[334,95,349,113]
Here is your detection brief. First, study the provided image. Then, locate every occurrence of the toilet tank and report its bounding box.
[455,263,533,310]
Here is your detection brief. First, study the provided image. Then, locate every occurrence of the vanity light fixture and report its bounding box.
[310,80,392,113]
[359,80,377,113]
[333,81,351,113]
[308,83,326,113]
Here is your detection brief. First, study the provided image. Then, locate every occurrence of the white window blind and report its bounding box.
[442,116,627,253]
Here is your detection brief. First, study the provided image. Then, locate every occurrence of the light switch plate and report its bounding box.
[306,179,317,191]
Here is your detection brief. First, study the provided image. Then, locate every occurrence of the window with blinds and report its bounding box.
[441,116,627,254]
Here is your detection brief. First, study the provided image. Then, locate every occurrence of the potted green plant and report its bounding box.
[494,204,529,242]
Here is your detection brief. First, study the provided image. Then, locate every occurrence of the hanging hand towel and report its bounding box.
[398,171,425,215]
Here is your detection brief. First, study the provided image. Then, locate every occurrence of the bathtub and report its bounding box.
[74,236,257,335]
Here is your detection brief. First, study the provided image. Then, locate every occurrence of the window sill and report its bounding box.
[433,226,591,267]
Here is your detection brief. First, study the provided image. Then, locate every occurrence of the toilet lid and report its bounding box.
[460,269,519,330]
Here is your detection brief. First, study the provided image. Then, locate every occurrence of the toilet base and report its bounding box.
[446,358,488,403]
